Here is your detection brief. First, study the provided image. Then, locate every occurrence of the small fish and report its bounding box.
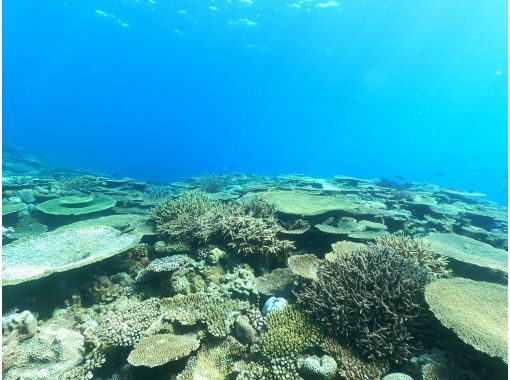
[435,173,444,177]
[396,176,405,180]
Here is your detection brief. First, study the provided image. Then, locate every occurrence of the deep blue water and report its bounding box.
[3,0,508,204]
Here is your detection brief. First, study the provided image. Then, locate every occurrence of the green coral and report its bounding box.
[257,305,322,359]
[297,245,430,362]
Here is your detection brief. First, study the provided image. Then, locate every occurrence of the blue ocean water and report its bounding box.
[4,0,508,204]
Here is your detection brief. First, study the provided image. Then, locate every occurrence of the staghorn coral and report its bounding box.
[321,337,389,380]
[373,234,450,278]
[150,190,223,246]
[127,333,200,367]
[152,190,293,259]
[219,205,295,258]
[297,246,430,362]
[256,305,322,359]
[96,298,161,347]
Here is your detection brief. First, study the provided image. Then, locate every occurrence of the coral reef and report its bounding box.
[3,310,38,346]
[382,374,414,380]
[2,167,508,380]
[59,349,106,380]
[194,174,232,193]
[298,245,430,362]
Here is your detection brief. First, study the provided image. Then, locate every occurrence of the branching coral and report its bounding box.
[218,199,294,257]
[373,234,450,278]
[151,190,294,258]
[150,190,223,246]
[297,246,430,362]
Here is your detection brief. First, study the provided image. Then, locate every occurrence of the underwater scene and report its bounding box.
[2,0,508,379]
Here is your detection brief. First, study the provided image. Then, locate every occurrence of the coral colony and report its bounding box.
[2,150,508,380]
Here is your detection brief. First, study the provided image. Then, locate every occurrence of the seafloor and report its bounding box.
[2,148,508,380]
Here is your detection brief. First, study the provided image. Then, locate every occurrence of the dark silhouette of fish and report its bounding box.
[435,173,445,177]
